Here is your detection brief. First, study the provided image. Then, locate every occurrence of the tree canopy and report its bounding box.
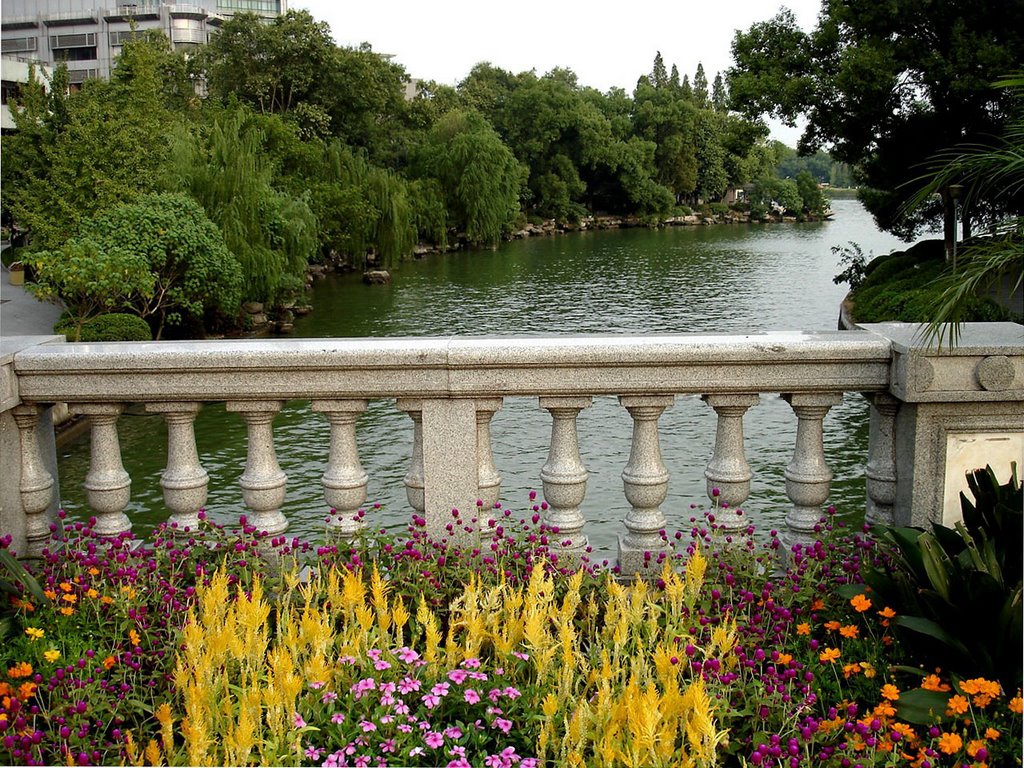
[728,2,1024,247]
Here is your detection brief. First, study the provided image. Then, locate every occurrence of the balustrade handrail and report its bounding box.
[12,330,893,403]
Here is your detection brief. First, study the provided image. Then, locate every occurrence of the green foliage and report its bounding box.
[729,3,1024,239]
[77,193,242,337]
[3,37,179,252]
[159,110,316,305]
[749,176,801,216]
[865,464,1023,689]
[411,110,523,245]
[831,241,870,291]
[850,240,1012,324]
[56,313,153,342]
[28,239,152,341]
[795,170,828,216]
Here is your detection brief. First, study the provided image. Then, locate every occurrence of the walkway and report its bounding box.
[0,246,63,337]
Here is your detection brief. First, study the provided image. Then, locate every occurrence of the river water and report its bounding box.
[56,199,916,558]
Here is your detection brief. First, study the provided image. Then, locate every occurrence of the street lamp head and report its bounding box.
[949,184,964,199]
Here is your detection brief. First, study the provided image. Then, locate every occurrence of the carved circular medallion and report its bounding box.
[975,355,1015,391]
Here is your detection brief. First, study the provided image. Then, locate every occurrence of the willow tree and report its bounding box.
[411,110,523,245]
[159,111,316,305]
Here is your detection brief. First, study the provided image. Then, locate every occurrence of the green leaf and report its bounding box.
[894,615,971,658]
[896,688,951,725]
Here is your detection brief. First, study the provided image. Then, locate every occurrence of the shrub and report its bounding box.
[57,313,152,342]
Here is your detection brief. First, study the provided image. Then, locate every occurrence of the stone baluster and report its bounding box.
[702,394,760,531]
[782,393,843,549]
[12,405,56,557]
[312,399,369,540]
[476,398,503,531]
[146,403,208,534]
[72,404,131,537]
[396,399,425,518]
[864,393,899,528]
[225,401,288,536]
[618,395,674,576]
[539,396,592,557]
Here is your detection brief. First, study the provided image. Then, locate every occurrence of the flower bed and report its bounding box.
[1,496,1021,767]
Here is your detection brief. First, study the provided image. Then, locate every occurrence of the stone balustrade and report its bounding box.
[1,323,1021,576]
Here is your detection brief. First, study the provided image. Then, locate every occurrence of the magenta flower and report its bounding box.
[443,726,463,740]
[331,712,346,724]
[358,720,377,733]
[321,691,338,704]
[305,745,322,760]
[493,717,513,734]
[293,712,307,729]
[462,657,481,669]
[380,739,396,754]
[464,688,481,704]
[430,682,450,697]
[398,676,421,694]
[422,692,441,709]
[374,660,391,671]
[397,647,420,663]
[503,686,522,700]
[448,669,469,684]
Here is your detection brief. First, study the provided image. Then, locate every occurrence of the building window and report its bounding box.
[1,37,38,55]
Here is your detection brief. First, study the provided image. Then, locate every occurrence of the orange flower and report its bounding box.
[811,599,825,611]
[985,727,1000,740]
[937,732,962,755]
[103,656,117,671]
[17,682,36,701]
[873,701,897,718]
[966,739,987,758]
[921,674,951,692]
[58,582,72,593]
[0,682,11,697]
[881,634,893,646]
[1009,694,1022,714]
[825,620,841,631]
[961,678,1001,708]
[891,722,917,743]
[796,623,811,636]
[100,595,114,606]
[860,661,877,679]
[776,653,793,665]
[61,593,77,604]
[59,606,74,616]
[947,695,970,715]
[842,663,862,679]
[881,683,900,701]
[839,624,859,639]
[877,606,896,619]
[850,594,872,613]
[129,629,142,647]
[43,589,56,601]
[6,662,33,679]
[819,647,841,664]
[85,588,99,599]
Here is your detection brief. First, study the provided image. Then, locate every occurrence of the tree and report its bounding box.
[159,110,316,305]
[795,170,828,217]
[728,3,1024,255]
[906,76,1024,347]
[711,73,729,113]
[692,63,709,108]
[3,36,178,251]
[411,110,523,245]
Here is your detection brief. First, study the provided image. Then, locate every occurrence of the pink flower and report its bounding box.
[503,686,522,700]
[493,717,513,734]
[409,747,425,757]
[331,712,346,724]
[293,712,307,729]
[502,746,521,764]
[431,682,450,697]
[351,678,377,699]
[485,756,504,768]
[448,669,469,685]
[380,681,397,696]
[310,681,325,690]
[448,760,472,768]
[398,677,421,694]
[374,660,391,671]
[425,731,445,749]
[443,726,463,740]
[521,760,539,768]
[321,691,338,704]
[354,757,370,768]
[512,651,530,661]
[462,657,481,669]
[305,746,322,760]
[422,693,441,709]
[397,647,420,663]
[464,689,481,704]
[359,720,377,733]
[397,724,413,734]
[380,739,397,754]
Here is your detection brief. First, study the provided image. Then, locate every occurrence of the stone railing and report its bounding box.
[2,323,1021,576]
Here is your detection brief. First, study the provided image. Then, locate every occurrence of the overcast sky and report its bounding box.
[290,0,823,146]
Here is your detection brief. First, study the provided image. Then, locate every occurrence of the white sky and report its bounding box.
[290,0,822,147]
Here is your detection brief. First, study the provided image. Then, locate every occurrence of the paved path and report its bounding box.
[0,250,63,337]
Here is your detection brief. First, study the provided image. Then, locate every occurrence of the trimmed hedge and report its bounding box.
[56,313,153,342]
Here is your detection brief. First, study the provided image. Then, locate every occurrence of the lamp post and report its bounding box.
[949,184,963,274]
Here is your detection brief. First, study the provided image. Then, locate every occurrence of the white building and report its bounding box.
[1,56,51,130]
[1,0,286,86]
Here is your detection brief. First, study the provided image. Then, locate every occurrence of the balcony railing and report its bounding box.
[2,324,1021,575]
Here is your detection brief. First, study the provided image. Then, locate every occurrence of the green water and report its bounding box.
[56,199,916,558]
